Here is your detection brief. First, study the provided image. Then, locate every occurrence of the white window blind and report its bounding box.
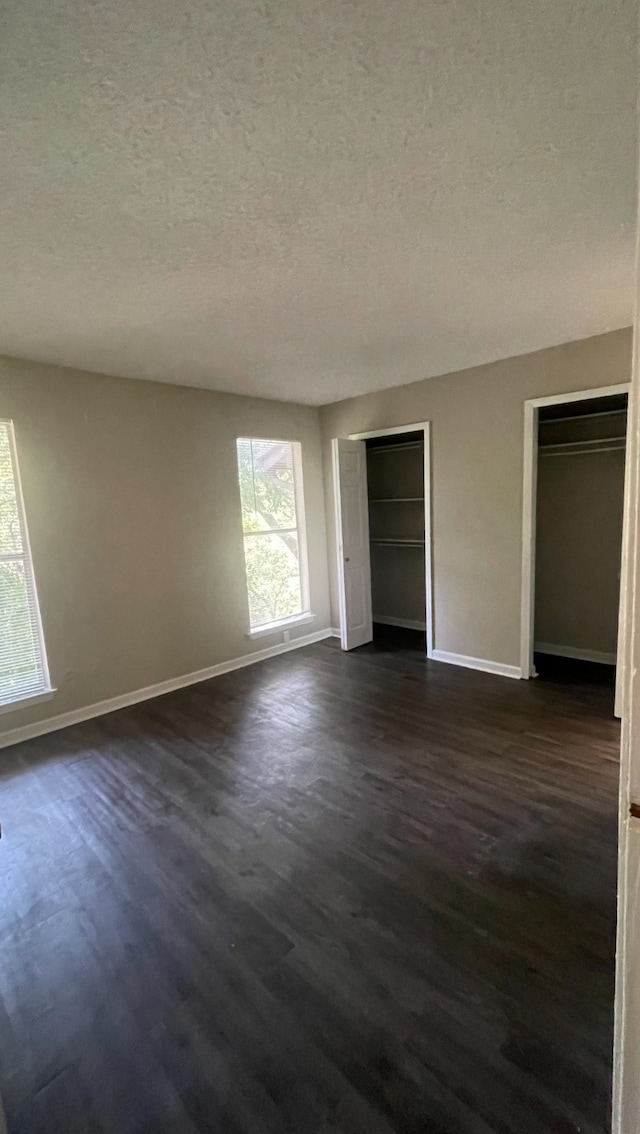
[236,438,310,630]
[0,420,51,707]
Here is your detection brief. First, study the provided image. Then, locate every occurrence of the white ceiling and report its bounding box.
[0,1,637,406]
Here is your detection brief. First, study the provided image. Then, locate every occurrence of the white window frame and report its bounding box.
[0,419,53,713]
[236,437,313,638]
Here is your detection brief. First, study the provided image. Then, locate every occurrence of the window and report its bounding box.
[0,420,51,708]
[236,438,310,632]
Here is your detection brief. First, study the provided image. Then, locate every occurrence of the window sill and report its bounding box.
[247,613,316,640]
[0,688,56,717]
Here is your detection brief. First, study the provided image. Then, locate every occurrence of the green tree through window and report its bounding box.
[236,439,309,629]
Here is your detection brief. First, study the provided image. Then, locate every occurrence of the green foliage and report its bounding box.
[243,534,302,626]
[0,427,22,555]
[237,439,302,626]
[237,439,297,532]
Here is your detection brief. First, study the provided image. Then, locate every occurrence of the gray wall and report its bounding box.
[321,328,632,668]
[534,447,625,657]
[0,356,331,740]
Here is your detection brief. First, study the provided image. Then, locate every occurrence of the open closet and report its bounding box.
[534,392,628,675]
[366,430,426,640]
[332,422,432,653]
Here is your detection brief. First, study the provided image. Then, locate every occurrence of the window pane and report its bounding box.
[0,425,23,555]
[236,438,258,530]
[0,421,50,707]
[237,438,297,533]
[0,559,44,702]
[243,531,302,627]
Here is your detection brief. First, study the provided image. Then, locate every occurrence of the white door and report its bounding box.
[333,438,373,650]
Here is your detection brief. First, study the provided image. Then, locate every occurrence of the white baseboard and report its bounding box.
[330,627,341,638]
[431,649,522,680]
[373,616,426,631]
[534,642,616,665]
[0,628,333,751]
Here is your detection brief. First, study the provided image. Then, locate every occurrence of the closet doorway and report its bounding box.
[521,384,630,701]
[332,422,433,655]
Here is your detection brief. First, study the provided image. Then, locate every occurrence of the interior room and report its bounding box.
[1,2,639,1133]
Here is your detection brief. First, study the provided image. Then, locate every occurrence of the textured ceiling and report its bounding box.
[0,0,637,405]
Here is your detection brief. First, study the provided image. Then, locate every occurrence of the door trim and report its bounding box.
[331,438,349,650]
[345,421,433,658]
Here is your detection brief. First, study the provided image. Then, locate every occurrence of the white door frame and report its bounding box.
[343,421,434,657]
[520,383,631,681]
[613,341,640,1133]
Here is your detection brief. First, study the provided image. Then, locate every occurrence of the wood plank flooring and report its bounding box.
[0,630,620,1133]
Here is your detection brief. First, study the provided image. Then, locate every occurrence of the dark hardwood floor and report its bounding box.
[0,631,620,1133]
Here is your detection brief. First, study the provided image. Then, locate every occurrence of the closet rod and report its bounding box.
[368,441,423,454]
[370,538,425,546]
[538,436,626,452]
[539,445,625,458]
[369,497,424,503]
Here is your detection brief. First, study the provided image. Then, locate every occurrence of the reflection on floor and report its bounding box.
[0,630,619,1133]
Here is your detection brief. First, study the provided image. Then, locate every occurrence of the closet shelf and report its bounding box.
[370,538,425,547]
[369,497,424,503]
[542,407,625,425]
